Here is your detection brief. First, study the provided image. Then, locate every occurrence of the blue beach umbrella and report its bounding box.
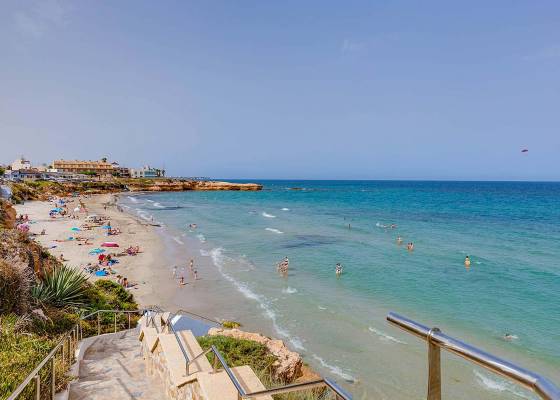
[70,227,81,231]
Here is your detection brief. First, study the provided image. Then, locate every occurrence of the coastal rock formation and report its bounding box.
[208,327,303,382]
[0,199,16,229]
[6,179,262,202]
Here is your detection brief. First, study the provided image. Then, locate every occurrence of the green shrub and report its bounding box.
[197,335,277,375]
[32,265,88,308]
[0,315,57,399]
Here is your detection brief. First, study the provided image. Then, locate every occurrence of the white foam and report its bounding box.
[262,212,276,218]
[282,287,297,294]
[146,199,154,203]
[121,204,131,209]
[199,249,210,257]
[265,228,283,234]
[127,196,139,203]
[153,202,165,208]
[281,208,290,211]
[196,234,206,243]
[172,237,184,245]
[368,327,407,344]
[312,355,356,382]
[375,222,386,228]
[209,248,305,351]
[474,370,534,399]
[318,306,327,310]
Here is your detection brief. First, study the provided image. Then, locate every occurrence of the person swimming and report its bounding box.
[407,242,414,251]
[464,256,471,268]
[396,236,403,245]
[335,263,343,276]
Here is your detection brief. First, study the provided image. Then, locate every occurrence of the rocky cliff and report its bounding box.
[7,179,262,202]
[208,327,303,382]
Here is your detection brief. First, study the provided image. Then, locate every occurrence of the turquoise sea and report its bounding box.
[120,181,560,399]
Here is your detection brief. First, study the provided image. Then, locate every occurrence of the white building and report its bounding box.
[130,166,165,178]
[11,157,31,171]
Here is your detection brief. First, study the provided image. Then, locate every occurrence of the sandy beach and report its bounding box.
[14,194,178,310]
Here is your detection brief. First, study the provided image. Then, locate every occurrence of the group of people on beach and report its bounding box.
[174,258,198,286]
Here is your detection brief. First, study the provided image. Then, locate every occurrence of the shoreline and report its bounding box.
[14,194,177,310]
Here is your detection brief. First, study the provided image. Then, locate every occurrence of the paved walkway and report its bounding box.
[69,330,165,400]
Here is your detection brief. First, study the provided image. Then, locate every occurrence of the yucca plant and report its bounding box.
[32,265,88,308]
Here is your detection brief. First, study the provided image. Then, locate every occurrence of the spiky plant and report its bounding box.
[32,265,88,308]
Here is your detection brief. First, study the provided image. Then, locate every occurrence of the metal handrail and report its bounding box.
[160,308,352,399]
[188,344,352,399]
[387,312,560,400]
[8,308,155,400]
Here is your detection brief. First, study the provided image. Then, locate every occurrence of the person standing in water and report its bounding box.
[335,263,343,276]
[464,256,471,268]
[396,236,403,245]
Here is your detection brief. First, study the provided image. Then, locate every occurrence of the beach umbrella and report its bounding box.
[70,227,81,231]
[101,225,111,229]
[88,248,105,255]
[51,208,63,213]
[95,270,107,277]
[101,242,119,247]
[74,207,81,212]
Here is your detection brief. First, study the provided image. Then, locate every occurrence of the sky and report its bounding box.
[0,0,559,180]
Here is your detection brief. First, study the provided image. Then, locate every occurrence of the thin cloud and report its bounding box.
[341,39,366,54]
[13,0,69,38]
[523,45,560,61]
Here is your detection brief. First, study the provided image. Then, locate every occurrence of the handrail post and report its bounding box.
[128,313,131,330]
[51,357,56,399]
[97,312,101,335]
[34,374,40,400]
[67,336,71,365]
[114,312,117,333]
[427,327,442,400]
[213,352,219,373]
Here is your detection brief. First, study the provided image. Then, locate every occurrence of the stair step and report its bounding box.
[178,330,213,374]
[197,366,273,400]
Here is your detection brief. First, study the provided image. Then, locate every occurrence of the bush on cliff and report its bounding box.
[0,258,33,315]
[197,335,333,400]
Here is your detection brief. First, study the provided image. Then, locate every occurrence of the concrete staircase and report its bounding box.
[69,329,166,400]
[69,312,272,400]
[139,313,272,400]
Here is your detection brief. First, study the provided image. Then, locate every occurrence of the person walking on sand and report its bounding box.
[464,256,471,268]
[179,276,185,285]
[189,259,194,271]
[172,266,177,278]
[193,269,198,280]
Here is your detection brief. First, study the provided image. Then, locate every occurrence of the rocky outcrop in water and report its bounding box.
[208,327,303,382]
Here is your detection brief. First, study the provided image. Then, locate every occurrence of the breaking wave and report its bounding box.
[368,327,407,344]
[262,212,276,218]
[265,228,283,234]
[474,370,535,399]
[209,248,305,351]
[312,355,356,383]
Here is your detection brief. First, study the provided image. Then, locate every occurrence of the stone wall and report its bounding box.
[141,337,205,400]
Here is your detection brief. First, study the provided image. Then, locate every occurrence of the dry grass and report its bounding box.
[0,257,33,315]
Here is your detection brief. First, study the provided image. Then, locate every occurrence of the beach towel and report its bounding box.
[95,270,107,276]
[88,248,105,255]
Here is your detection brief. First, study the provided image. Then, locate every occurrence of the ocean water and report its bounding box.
[121,181,560,399]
